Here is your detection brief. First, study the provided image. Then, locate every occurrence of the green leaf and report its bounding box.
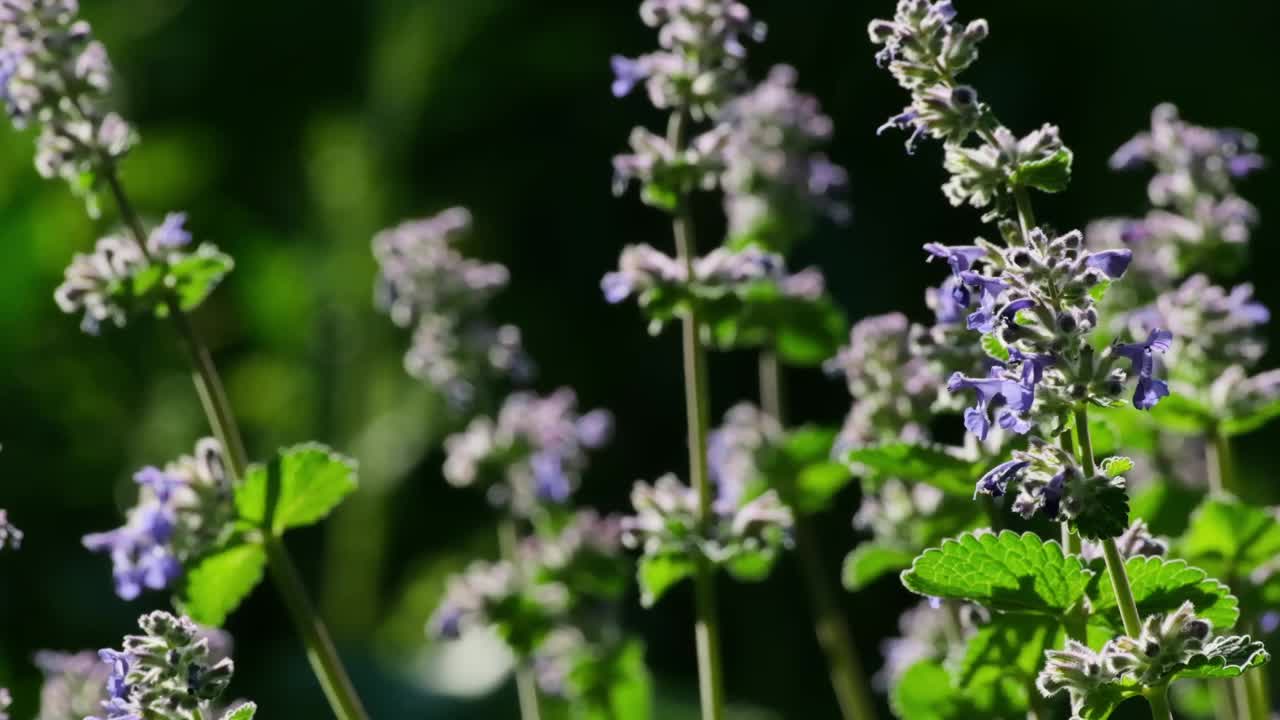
[563,640,653,720]
[756,426,852,515]
[178,542,267,627]
[1149,394,1215,435]
[1069,474,1130,540]
[1012,147,1074,193]
[637,553,694,608]
[1180,497,1280,579]
[1170,635,1269,680]
[957,615,1062,715]
[844,442,981,496]
[160,244,235,314]
[842,543,916,591]
[900,531,1093,615]
[220,703,257,720]
[237,443,358,535]
[1088,279,1112,303]
[1087,557,1239,633]
[890,660,975,720]
[1099,456,1133,478]
[980,333,1010,363]
[1223,396,1280,436]
[794,461,853,515]
[724,547,780,583]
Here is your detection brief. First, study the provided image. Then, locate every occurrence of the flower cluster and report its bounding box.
[0,0,136,209]
[612,124,730,205]
[975,438,1130,539]
[53,214,234,335]
[706,403,779,512]
[0,508,20,550]
[0,687,8,720]
[33,651,111,720]
[1090,105,1263,287]
[1037,601,1216,712]
[89,612,244,720]
[620,472,792,566]
[428,560,567,645]
[826,313,937,451]
[602,244,824,307]
[876,600,985,689]
[610,0,765,117]
[82,438,235,600]
[442,389,612,518]
[373,207,530,405]
[719,64,848,251]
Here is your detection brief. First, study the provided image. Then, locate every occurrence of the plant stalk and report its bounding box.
[1145,684,1175,720]
[499,518,544,720]
[102,166,370,720]
[757,350,878,720]
[668,110,727,720]
[1205,426,1233,496]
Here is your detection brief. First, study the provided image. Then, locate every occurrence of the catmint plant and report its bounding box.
[33,650,112,720]
[89,611,253,720]
[863,2,1271,719]
[1,4,370,718]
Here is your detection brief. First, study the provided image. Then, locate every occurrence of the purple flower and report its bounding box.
[600,272,633,303]
[975,460,1028,498]
[82,501,182,601]
[877,109,925,154]
[1008,347,1055,388]
[146,212,191,253]
[931,277,970,325]
[947,371,1034,441]
[959,271,1007,333]
[1042,468,1068,519]
[610,55,647,98]
[924,244,986,302]
[1112,328,1173,410]
[1085,249,1132,279]
[1229,153,1266,178]
[133,467,182,502]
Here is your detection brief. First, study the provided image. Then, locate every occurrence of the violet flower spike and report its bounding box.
[1112,328,1174,410]
[947,371,1034,441]
[975,459,1028,498]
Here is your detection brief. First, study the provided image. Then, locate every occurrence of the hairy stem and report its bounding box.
[1145,684,1175,720]
[668,110,727,720]
[758,352,877,720]
[499,518,543,720]
[102,166,369,720]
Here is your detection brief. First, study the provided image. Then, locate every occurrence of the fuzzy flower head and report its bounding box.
[82,439,235,600]
[706,403,780,513]
[974,438,1130,539]
[852,479,945,547]
[88,611,236,720]
[621,472,792,573]
[442,389,612,518]
[1104,601,1214,685]
[0,509,21,550]
[0,0,136,212]
[53,218,233,335]
[612,124,730,208]
[33,651,111,720]
[520,510,629,605]
[719,64,848,252]
[611,0,765,117]
[1036,640,1116,716]
[826,313,938,450]
[372,208,530,403]
[427,560,570,657]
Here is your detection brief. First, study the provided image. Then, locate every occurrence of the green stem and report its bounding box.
[1013,185,1037,243]
[102,166,370,720]
[1144,684,1175,720]
[1244,663,1269,720]
[1205,426,1233,496]
[757,352,877,720]
[1210,680,1239,720]
[499,518,543,720]
[668,110,726,720]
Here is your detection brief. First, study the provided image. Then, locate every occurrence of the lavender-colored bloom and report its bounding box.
[82,439,235,600]
[610,55,647,98]
[0,509,20,550]
[959,271,1008,333]
[924,244,986,293]
[947,371,1033,441]
[1041,468,1068,519]
[1111,328,1173,410]
[828,313,938,450]
[707,403,780,513]
[146,212,191,253]
[1085,248,1132,279]
[975,460,1028,498]
[33,650,112,720]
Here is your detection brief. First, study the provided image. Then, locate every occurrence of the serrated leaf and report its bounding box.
[1012,147,1074,193]
[1223,396,1280,436]
[958,615,1062,715]
[844,442,980,496]
[842,543,916,591]
[637,553,693,608]
[236,443,358,535]
[901,531,1093,615]
[178,542,267,627]
[220,703,257,720]
[980,333,1010,362]
[1069,475,1130,540]
[1087,556,1239,633]
[1170,635,1269,680]
[1100,456,1133,478]
[1180,497,1280,580]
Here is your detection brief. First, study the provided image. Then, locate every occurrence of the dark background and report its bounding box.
[0,1,1277,718]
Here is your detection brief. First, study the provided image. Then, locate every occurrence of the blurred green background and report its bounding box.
[2,1,1279,718]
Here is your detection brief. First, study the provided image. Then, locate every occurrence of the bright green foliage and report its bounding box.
[1180,497,1280,578]
[1099,456,1133,478]
[757,426,852,515]
[890,661,978,720]
[158,246,236,314]
[979,333,1009,363]
[844,442,983,496]
[1011,147,1074,193]
[901,531,1093,615]
[1171,635,1269,680]
[842,543,917,591]
[237,443,359,535]
[639,282,847,366]
[559,640,654,720]
[179,542,268,627]
[221,703,257,720]
[957,615,1062,715]
[1086,557,1239,634]
[637,553,695,608]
